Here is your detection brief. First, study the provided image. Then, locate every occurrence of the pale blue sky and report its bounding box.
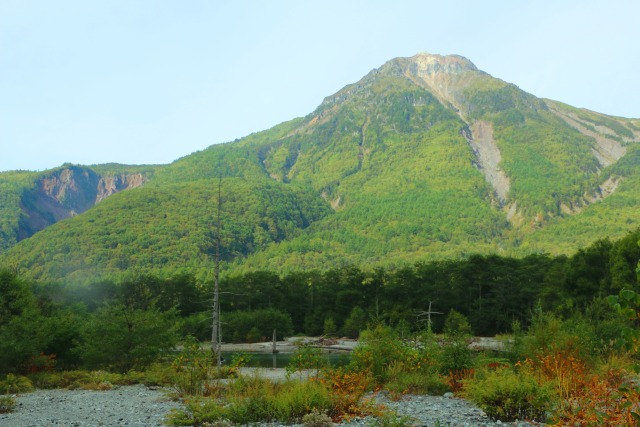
[1,0,638,172]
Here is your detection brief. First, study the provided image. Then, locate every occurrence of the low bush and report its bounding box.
[0,374,33,394]
[0,396,16,413]
[385,366,449,398]
[28,371,68,389]
[302,409,333,427]
[172,336,211,396]
[271,379,334,421]
[437,341,474,375]
[349,325,414,384]
[286,344,329,379]
[464,367,554,422]
[549,369,640,426]
[167,398,226,426]
[322,368,375,421]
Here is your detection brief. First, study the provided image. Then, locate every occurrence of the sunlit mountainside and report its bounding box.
[1,53,639,283]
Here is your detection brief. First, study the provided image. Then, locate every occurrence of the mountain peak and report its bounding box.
[404,52,478,75]
[320,52,483,111]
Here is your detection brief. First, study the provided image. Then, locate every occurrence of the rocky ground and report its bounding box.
[0,384,182,426]
[1,368,544,427]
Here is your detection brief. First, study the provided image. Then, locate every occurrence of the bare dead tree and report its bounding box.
[416,300,442,333]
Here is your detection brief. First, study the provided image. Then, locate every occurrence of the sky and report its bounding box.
[1,0,639,172]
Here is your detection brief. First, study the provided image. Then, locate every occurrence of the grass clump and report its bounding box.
[0,374,33,394]
[0,396,16,413]
[302,409,333,427]
[381,356,448,399]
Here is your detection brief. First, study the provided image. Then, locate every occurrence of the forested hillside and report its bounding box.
[2,228,638,373]
[0,164,154,256]
[1,53,639,283]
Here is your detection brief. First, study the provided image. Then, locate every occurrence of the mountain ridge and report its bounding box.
[1,52,639,283]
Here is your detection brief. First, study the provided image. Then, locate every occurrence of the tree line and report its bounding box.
[1,228,638,374]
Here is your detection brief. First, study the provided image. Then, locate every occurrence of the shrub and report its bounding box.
[385,369,449,397]
[303,409,333,427]
[76,370,125,390]
[26,353,56,374]
[0,374,33,394]
[167,398,226,426]
[437,341,474,375]
[551,370,640,426]
[464,367,554,422]
[349,325,405,383]
[28,371,65,389]
[323,368,375,420]
[172,335,210,396]
[27,370,93,389]
[0,396,16,413]
[271,380,333,422]
[286,344,328,378]
[138,363,178,387]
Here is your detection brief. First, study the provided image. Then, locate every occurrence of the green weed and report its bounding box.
[0,396,16,413]
[0,374,33,394]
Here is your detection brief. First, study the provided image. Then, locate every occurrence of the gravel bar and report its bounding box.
[0,384,182,427]
[1,384,544,427]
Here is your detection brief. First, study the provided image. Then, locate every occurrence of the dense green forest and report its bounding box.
[2,227,638,374]
[0,170,38,253]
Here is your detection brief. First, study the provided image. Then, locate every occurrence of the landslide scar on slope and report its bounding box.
[464,121,510,206]
[547,104,627,168]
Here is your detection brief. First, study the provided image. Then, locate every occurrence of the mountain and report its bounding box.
[1,53,639,283]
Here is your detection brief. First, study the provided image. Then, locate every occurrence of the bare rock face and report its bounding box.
[19,166,147,240]
[463,121,511,205]
[96,173,146,203]
[39,167,100,218]
[405,52,479,75]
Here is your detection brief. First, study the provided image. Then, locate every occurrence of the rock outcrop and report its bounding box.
[19,166,147,240]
